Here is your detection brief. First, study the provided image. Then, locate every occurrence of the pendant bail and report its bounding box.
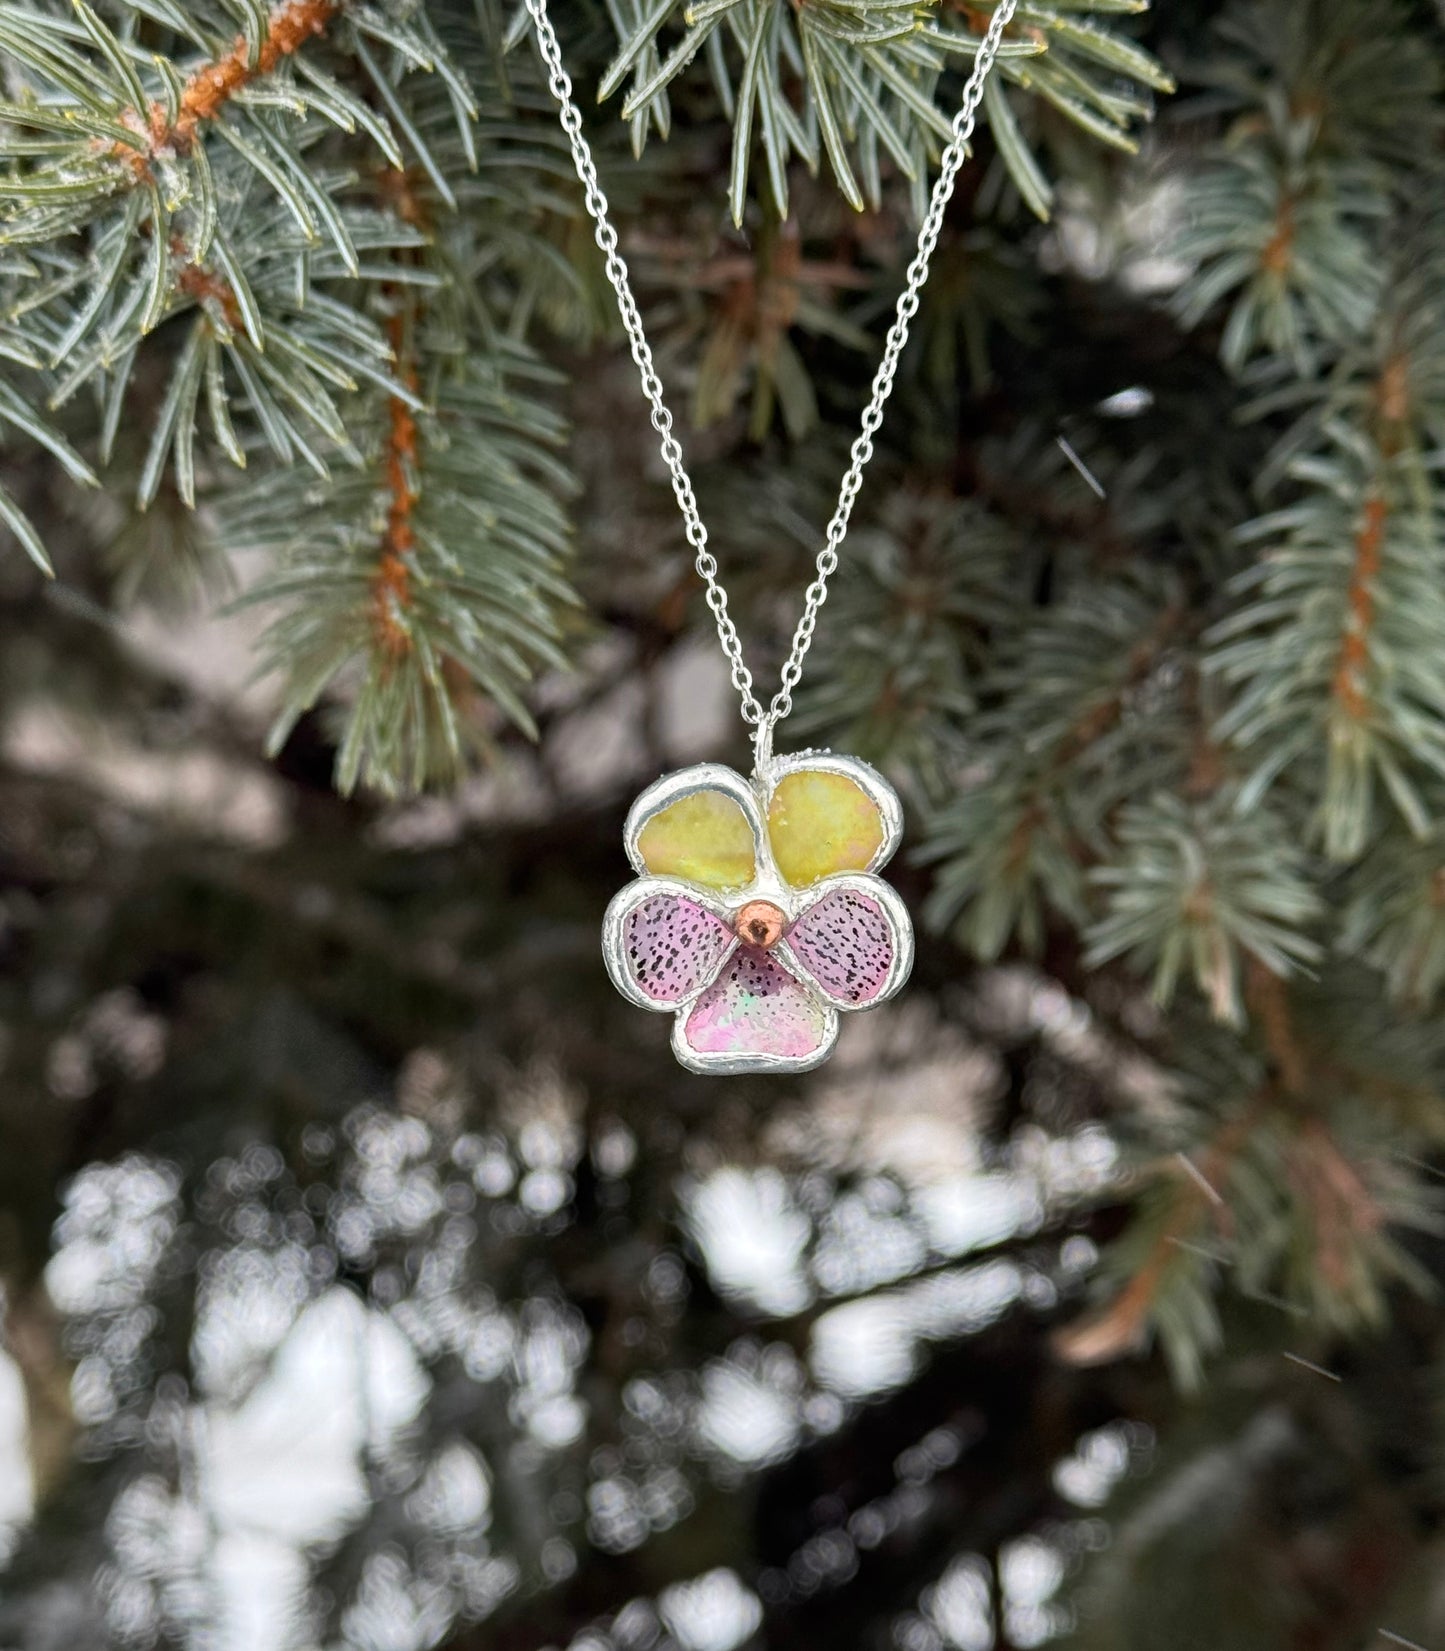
[752,714,776,779]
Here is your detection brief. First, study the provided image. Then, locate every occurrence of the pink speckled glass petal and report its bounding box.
[623,894,734,1003]
[683,947,829,1060]
[787,887,895,1006]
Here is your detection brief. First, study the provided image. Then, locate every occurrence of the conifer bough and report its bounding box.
[0,0,1166,795]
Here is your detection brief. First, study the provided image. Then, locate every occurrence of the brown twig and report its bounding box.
[1054,1102,1262,1366]
[371,307,419,659]
[173,255,242,331]
[1246,957,1309,1096]
[112,0,338,176]
[1375,350,1411,441]
[1261,194,1296,277]
[370,169,427,660]
[1293,1119,1382,1292]
[1000,601,1186,879]
[1330,492,1387,723]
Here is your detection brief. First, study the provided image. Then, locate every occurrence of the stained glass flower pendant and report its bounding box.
[602,753,914,1074]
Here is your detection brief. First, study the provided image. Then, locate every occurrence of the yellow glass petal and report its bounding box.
[768,770,884,887]
[638,790,757,890]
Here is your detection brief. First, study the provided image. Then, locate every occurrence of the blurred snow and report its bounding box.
[124,594,280,720]
[658,1567,763,1651]
[1053,1422,1136,1509]
[916,1174,1042,1258]
[2,871,1151,1651]
[5,703,287,848]
[698,1356,801,1468]
[97,1287,432,1651]
[203,1288,429,1543]
[405,1441,492,1534]
[927,1554,993,1651]
[684,1168,811,1316]
[810,1261,1023,1400]
[45,1156,181,1316]
[0,1344,34,1562]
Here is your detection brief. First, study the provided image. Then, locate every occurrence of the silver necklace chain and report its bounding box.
[525,0,1019,767]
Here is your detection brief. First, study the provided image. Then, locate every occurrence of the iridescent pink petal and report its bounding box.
[623,893,733,1003]
[787,887,894,1005]
[683,946,829,1060]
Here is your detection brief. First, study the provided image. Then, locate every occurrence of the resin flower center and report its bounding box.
[734,899,786,950]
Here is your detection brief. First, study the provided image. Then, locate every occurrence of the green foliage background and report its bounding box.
[4,0,1445,1647]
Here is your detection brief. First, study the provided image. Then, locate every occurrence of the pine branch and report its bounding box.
[0,1,590,785]
[921,570,1189,959]
[225,164,580,795]
[1207,431,1445,859]
[1169,0,1442,375]
[904,225,1044,396]
[789,490,1021,784]
[107,196,424,508]
[0,0,487,535]
[0,369,98,571]
[685,217,874,438]
[1085,790,1322,1024]
[1059,968,1445,1386]
[109,0,340,171]
[1055,1094,1258,1385]
[582,0,1170,225]
[1202,0,1444,175]
[1342,827,1445,1006]
[1240,207,1445,494]
[1171,121,1385,374]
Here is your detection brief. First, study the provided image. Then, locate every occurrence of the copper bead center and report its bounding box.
[735,899,786,950]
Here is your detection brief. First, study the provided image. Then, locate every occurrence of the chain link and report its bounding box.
[525,0,1019,756]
